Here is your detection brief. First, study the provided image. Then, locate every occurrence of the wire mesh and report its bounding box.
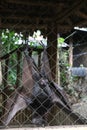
[0,1,87,128]
[0,32,87,128]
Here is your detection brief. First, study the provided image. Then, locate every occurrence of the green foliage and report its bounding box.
[57,37,65,46]
[1,29,23,54]
[59,48,70,86]
[1,29,23,88]
[57,37,70,86]
[0,29,47,89]
[28,30,47,48]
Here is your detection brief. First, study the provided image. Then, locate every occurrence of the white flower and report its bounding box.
[15,39,22,44]
[29,36,34,42]
[15,33,18,36]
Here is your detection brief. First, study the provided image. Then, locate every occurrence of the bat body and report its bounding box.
[2,49,87,126]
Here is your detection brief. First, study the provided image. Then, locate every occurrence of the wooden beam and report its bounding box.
[57,25,73,32]
[75,10,87,20]
[0,21,73,32]
[0,15,53,22]
[0,23,47,30]
[6,0,64,7]
[0,8,53,16]
[75,20,87,27]
[66,18,73,26]
[0,9,56,21]
[55,0,84,24]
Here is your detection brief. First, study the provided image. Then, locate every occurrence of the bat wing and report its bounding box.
[3,53,34,126]
[22,54,34,97]
[51,81,71,109]
[3,94,27,126]
[40,49,52,81]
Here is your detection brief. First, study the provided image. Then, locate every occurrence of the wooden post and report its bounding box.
[3,56,9,114]
[16,50,21,87]
[38,50,41,70]
[47,24,57,81]
[0,43,2,85]
[69,38,73,67]
[3,56,9,89]
[46,24,58,125]
[56,34,60,85]
[0,62,2,85]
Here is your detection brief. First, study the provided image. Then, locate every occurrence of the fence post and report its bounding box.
[3,55,9,114]
[0,43,2,85]
[69,38,73,67]
[16,50,21,87]
[56,34,60,85]
[47,24,57,81]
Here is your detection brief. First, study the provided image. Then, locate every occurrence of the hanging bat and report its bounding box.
[2,49,87,126]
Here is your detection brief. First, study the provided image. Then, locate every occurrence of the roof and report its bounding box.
[0,0,87,33]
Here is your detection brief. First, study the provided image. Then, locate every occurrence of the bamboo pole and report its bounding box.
[56,34,60,85]
[69,38,73,67]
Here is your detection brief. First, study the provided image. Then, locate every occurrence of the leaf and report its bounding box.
[57,37,65,44]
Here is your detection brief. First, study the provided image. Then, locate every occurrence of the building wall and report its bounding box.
[73,45,87,67]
